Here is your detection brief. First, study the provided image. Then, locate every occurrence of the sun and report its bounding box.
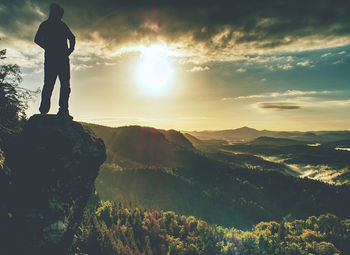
[138,45,174,91]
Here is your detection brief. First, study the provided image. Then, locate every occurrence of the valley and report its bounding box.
[84,123,350,230]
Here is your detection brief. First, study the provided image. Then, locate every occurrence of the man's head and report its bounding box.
[49,3,64,21]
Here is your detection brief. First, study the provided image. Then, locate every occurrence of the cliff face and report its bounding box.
[1,114,106,254]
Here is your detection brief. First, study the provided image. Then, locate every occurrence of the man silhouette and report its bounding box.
[34,3,75,118]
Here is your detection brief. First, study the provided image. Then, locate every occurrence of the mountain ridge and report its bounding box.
[84,122,350,229]
[187,126,350,142]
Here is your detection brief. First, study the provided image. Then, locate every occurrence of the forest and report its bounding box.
[73,198,350,255]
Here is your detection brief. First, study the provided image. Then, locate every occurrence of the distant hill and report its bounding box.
[247,136,305,146]
[183,133,200,145]
[188,126,274,142]
[224,135,350,185]
[84,124,197,168]
[187,127,350,143]
[84,123,350,229]
[184,133,227,152]
[159,129,194,150]
[225,136,350,169]
[84,123,194,150]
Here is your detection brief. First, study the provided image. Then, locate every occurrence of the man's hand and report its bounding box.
[67,47,74,56]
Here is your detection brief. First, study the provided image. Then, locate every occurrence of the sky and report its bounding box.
[1,0,350,131]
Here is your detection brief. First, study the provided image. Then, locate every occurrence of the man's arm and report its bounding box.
[66,25,76,55]
[34,24,46,49]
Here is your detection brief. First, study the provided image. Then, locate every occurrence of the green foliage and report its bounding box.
[95,162,350,229]
[0,49,38,134]
[74,201,350,255]
[74,201,222,255]
[96,200,114,227]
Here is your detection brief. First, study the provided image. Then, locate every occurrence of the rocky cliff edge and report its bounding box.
[1,114,106,254]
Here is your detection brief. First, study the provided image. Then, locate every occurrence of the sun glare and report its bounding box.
[138,45,174,91]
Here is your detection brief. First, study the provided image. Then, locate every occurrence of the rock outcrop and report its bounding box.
[1,114,106,254]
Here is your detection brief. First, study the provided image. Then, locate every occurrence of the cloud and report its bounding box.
[332,59,344,64]
[244,55,294,64]
[3,45,42,69]
[236,90,331,99]
[236,68,246,72]
[258,102,301,110]
[251,95,350,112]
[278,64,293,70]
[3,0,350,64]
[71,63,93,71]
[0,1,43,41]
[296,60,311,66]
[321,52,332,57]
[189,66,210,72]
[315,99,350,107]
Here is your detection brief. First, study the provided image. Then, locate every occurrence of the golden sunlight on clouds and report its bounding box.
[3,0,350,132]
[76,33,350,67]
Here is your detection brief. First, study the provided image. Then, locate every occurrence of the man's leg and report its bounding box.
[58,57,71,115]
[40,60,57,114]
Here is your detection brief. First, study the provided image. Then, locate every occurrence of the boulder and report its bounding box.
[3,114,106,254]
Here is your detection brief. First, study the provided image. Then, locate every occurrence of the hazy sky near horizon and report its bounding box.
[1,0,350,131]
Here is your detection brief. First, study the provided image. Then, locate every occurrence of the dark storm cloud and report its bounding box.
[258,102,301,110]
[2,0,350,52]
[0,0,44,41]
